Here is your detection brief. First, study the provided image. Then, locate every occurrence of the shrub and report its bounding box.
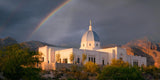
[84,62,99,73]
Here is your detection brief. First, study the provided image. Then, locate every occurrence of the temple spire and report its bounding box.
[89,20,92,31]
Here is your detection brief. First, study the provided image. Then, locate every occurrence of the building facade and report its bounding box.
[39,20,147,70]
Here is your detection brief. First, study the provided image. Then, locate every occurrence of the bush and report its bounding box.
[97,59,144,80]
[84,62,99,73]
[142,66,160,79]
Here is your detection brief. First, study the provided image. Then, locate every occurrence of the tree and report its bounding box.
[111,59,129,67]
[0,44,42,80]
[97,59,144,80]
[82,53,87,64]
[69,54,74,64]
[56,53,60,63]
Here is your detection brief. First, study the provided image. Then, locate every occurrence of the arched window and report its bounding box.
[89,43,91,46]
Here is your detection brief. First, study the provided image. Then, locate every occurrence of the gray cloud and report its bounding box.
[0,0,160,47]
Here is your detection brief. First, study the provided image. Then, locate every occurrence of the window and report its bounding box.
[88,57,95,63]
[102,60,104,65]
[120,57,123,60]
[63,59,68,63]
[96,44,98,46]
[89,43,91,46]
[77,58,80,63]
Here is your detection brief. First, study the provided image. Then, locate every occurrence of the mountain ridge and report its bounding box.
[0,36,159,67]
[122,38,160,67]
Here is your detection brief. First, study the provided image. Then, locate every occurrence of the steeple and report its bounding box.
[89,20,92,31]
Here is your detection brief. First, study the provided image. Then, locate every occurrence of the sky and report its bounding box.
[0,0,160,47]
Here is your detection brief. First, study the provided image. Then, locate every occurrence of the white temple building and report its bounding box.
[38,20,147,70]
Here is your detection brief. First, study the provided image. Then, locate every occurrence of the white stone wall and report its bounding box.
[38,46,65,70]
[116,47,128,61]
[127,55,147,66]
[75,49,109,65]
[39,46,147,70]
[55,48,73,63]
[97,46,147,67]
[55,48,109,65]
[97,47,118,64]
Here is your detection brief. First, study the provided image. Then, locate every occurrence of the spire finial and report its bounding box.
[89,20,92,31]
[90,20,91,26]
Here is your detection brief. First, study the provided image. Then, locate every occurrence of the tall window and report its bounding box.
[89,43,91,46]
[77,58,80,63]
[120,57,123,60]
[88,56,95,63]
[102,60,104,65]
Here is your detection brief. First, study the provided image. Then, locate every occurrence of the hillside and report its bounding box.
[20,41,56,51]
[0,37,160,67]
[0,37,17,47]
[122,38,160,67]
[0,37,56,50]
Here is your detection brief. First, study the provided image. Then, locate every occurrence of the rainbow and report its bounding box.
[29,0,71,38]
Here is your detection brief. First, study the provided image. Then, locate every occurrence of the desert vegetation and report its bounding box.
[43,59,160,80]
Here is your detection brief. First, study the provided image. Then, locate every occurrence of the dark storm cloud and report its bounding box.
[0,0,65,40]
[1,0,160,47]
[54,0,160,46]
